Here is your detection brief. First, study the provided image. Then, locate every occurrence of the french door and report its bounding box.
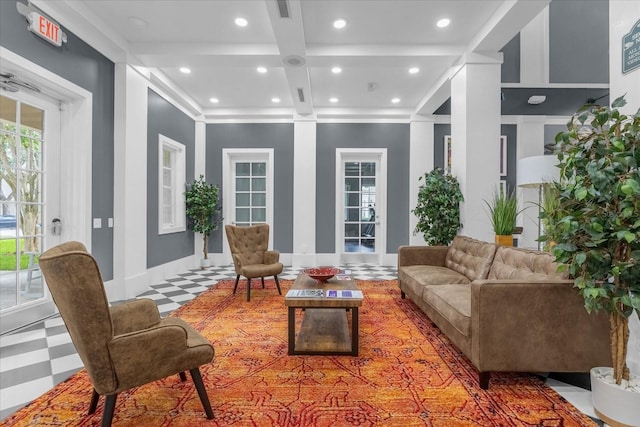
[222,149,274,258]
[336,149,387,263]
[0,91,60,333]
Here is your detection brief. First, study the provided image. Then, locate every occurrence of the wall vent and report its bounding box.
[297,88,305,103]
[277,0,290,18]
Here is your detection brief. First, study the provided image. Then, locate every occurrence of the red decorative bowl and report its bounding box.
[302,267,341,282]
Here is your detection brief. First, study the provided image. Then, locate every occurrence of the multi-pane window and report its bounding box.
[158,135,185,234]
[235,161,266,226]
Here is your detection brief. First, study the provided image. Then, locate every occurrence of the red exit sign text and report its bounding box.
[28,12,62,47]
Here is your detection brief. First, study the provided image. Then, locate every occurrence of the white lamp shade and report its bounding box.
[517,155,559,188]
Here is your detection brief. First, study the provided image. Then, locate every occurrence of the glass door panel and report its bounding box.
[234,161,267,227]
[343,161,376,253]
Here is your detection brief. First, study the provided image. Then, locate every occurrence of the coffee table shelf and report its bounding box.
[285,273,362,356]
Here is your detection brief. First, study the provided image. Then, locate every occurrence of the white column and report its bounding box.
[450,54,502,242]
[516,117,545,249]
[193,121,207,261]
[292,116,317,267]
[112,64,149,301]
[409,118,434,245]
[610,0,640,377]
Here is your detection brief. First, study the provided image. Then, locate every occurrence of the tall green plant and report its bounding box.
[412,168,463,245]
[484,189,519,235]
[184,175,222,260]
[552,96,640,385]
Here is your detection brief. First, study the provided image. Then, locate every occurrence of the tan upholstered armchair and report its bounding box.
[225,224,283,301]
[38,241,215,427]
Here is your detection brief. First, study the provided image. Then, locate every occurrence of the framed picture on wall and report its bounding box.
[500,135,507,177]
[444,135,452,174]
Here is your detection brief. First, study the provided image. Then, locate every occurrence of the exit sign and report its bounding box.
[27,11,64,47]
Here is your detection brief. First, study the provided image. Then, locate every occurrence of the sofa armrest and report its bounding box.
[398,245,448,267]
[470,279,611,373]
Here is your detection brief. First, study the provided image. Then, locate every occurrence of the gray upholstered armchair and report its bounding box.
[225,224,283,301]
[38,241,215,427]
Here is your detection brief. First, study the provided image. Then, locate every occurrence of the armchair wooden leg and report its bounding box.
[102,394,117,427]
[274,275,282,295]
[190,368,214,419]
[88,389,100,415]
[233,275,240,294]
[479,372,491,390]
[179,372,187,382]
[246,278,251,301]
[261,277,265,288]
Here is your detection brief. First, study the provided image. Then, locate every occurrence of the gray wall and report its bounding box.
[0,0,115,279]
[545,124,567,154]
[316,124,410,253]
[146,89,196,267]
[549,0,609,83]
[434,124,517,194]
[205,124,294,253]
[501,33,521,84]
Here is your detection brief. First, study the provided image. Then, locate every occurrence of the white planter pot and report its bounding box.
[200,258,212,268]
[591,367,640,427]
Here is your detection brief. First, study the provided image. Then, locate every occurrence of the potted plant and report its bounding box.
[538,183,562,251]
[484,188,519,246]
[412,168,463,245]
[184,175,222,268]
[552,96,640,426]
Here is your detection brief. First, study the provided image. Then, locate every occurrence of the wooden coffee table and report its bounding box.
[285,272,363,356]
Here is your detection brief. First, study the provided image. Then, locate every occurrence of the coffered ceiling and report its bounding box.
[35,0,551,119]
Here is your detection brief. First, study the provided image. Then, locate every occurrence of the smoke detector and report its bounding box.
[528,95,546,105]
[283,55,306,67]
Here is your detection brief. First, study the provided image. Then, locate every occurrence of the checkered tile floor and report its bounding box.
[0,264,602,425]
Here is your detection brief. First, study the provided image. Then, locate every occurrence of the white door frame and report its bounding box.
[1,48,92,333]
[335,148,387,264]
[222,148,274,262]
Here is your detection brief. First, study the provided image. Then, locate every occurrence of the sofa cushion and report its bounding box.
[488,246,568,280]
[445,236,497,281]
[422,285,471,337]
[399,265,469,298]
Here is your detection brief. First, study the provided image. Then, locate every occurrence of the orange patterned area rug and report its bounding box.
[3,280,596,427]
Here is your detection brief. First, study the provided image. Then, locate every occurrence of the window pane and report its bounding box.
[361,162,375,176]
[345,162,359,176]
[252,162,266,176]
[0,96,17,122]
[162,187,172,202]
[21,103,43,134]
[345,207,359,221]
[236,208,250,222]
[252,193,266,207]
[345,239,359,252]
[344,223,359,237]
[162,205,173,224]
[236,162,250,176]
[362,177,375,189]
[252,178,265,191]
[236,177,250,191]
[236,193,250,207]
[20,171,42,203]
[163,169,172,186]
[345,177,358,191]
[163,149,171,167]
[346,193,360,207]
[252,208,266,222]
[20,138,41,170]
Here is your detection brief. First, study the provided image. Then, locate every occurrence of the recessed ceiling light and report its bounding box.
[209,97,219,104]
[179,67,191,74]
[331,67,342,74]
[235,17,248,27]
[271,97,281,103]
[333,19,346,29]
[408,67,420,74]
[437,18,450,28]
[329,97,339,103]
[391,98,400,104]
[257,66,267,74]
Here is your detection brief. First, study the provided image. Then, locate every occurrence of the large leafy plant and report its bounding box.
[185,175,222,260]
[552,96,640,385]
[412,168,463,245]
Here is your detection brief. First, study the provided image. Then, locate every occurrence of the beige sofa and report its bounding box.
[398,235,611,389]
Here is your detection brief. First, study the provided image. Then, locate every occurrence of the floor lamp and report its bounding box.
[517,155,559,250]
